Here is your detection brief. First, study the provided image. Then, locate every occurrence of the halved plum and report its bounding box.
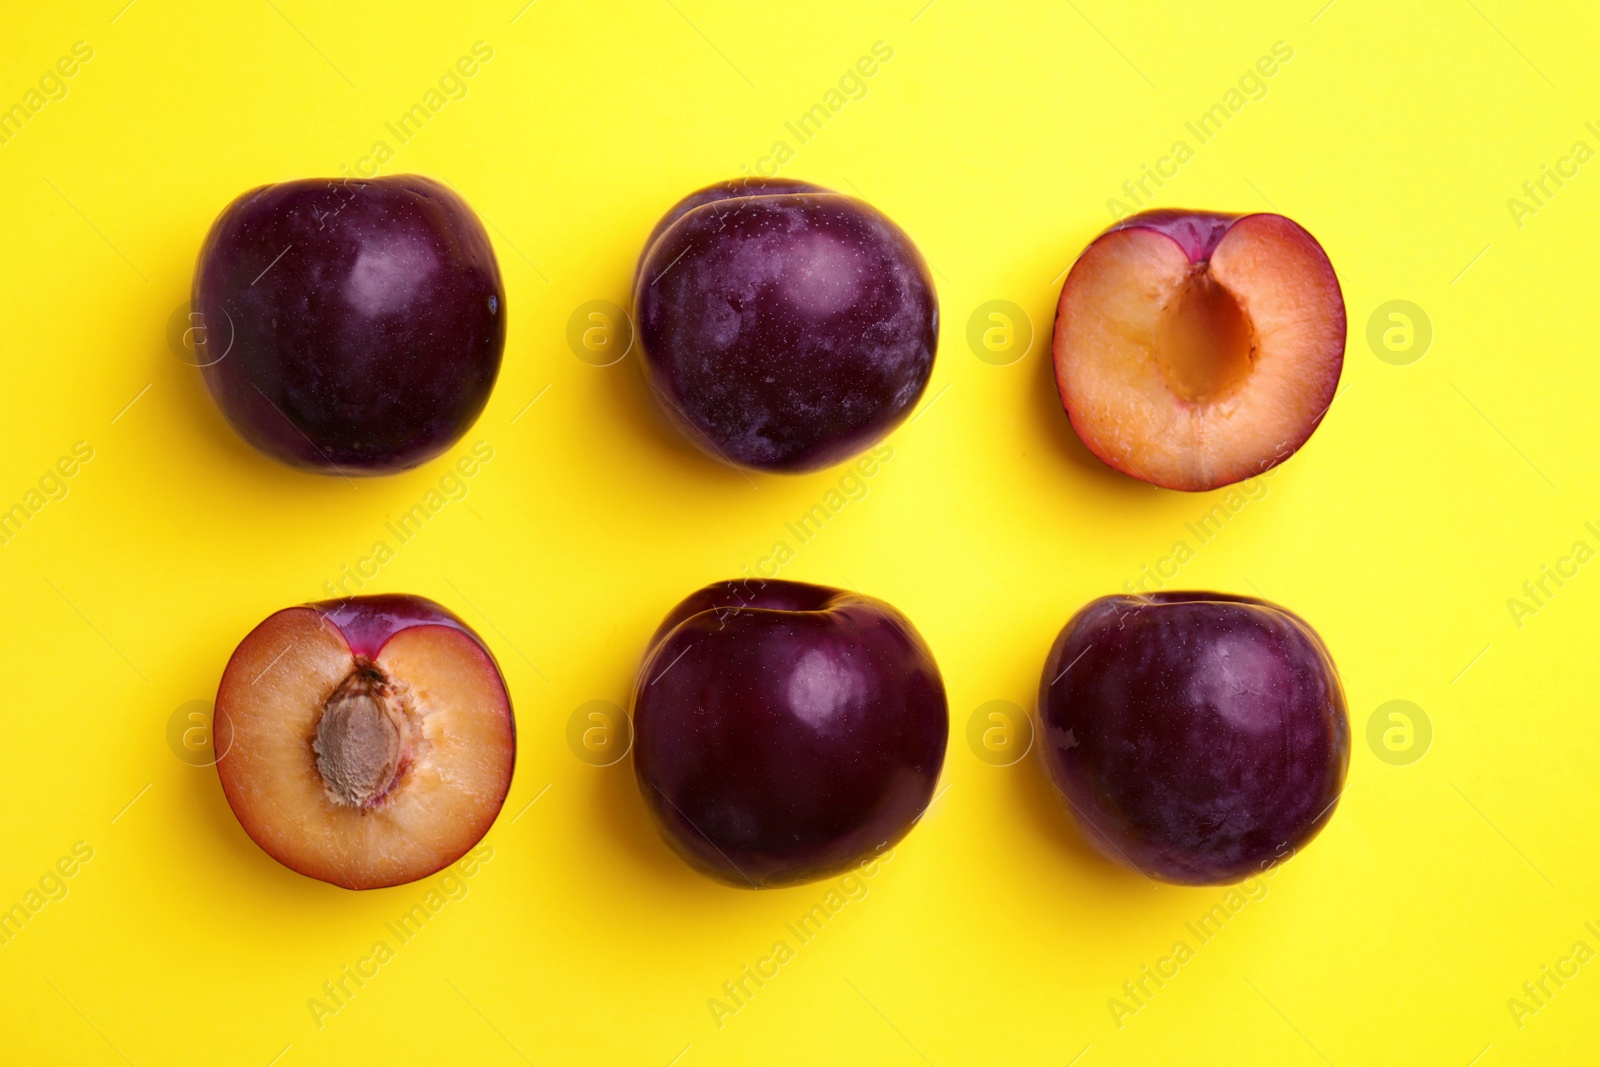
[1052,210,1345,491]
[214,594,515,890]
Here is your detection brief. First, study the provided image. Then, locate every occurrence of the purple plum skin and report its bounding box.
[632,579,948,887]
[633,179,938,474]
[193,175,505,475]
[1105,208,1244,263]
[1037,592,1349,885]
[310,592,484,661]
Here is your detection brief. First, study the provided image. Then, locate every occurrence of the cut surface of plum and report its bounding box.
[214,595,514,889]
[1053,210,1345,491]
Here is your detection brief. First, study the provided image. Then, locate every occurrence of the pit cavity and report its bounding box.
[1155,265,1256,405]
[313,662,407,807]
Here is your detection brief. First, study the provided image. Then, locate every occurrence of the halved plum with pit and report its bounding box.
[214,594,515,890]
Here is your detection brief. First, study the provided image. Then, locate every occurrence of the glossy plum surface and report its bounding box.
[193,175,505,474]
[634,179,938,473]
[1105,207,1244,262]
[632,579,947,887]
[1037,592,1348,885]
[311,592,482,659]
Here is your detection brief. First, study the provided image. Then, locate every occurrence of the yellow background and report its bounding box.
[0,1,1594,1063]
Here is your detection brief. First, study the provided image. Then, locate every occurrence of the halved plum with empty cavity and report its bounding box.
[1052,210,1345,491]
[214,594,515,889]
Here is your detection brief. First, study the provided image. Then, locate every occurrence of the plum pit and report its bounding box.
[313,663,410,808]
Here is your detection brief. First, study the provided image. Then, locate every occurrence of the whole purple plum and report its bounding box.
[632,579,948,887]
[633,179,938,473]
[1037,592,1349,885]
[192,175,505,474]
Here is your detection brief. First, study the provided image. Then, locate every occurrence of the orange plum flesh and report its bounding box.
[1053,210,1345,492]
[214,595,515,890]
